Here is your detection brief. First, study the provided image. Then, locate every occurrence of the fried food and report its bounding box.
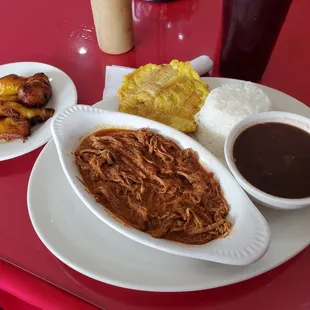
[0,102,54,125]
[18,73,52,108]
[0,74,26,96]
[0,95,19,102]
[0,71,54,142]
[117,60,210,133]
[0,117,30,141]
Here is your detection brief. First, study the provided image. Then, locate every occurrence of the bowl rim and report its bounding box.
[224,111,310,208]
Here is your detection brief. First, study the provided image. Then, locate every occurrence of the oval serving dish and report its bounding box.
[51,105,270,265]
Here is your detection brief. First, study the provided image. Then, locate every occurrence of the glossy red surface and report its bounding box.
[0,0,309,309]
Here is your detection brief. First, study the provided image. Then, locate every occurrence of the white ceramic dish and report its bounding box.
[28,77,310,292]
[225,111,310,210]
[0,62,77,161]
[51,104,270,265]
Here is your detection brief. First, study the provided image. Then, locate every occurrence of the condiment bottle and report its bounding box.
[90,0,134,55]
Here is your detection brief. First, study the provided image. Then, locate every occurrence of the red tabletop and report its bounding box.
[0,0,310,309]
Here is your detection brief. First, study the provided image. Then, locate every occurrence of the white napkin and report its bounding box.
[103,55,213,100]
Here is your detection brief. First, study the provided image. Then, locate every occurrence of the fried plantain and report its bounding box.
[0,74,26,96]
[0,117,30,141]
[117,60,210,133]
[26,73,50,84]
[18,73,52,108]
[0,102,54,125]
[0,95,19,102]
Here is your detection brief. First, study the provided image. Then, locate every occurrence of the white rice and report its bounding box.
[195,81,273,161]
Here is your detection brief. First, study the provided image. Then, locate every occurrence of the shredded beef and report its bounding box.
[75,128,231,245]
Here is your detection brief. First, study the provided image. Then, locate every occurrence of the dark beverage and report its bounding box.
[220,0,292,82]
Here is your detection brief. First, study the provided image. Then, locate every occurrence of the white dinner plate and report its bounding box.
[0,62,77,161]
[28,77,310,292]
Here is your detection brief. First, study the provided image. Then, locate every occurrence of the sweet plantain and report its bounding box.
[18,73,52,108]
[0,117,30,141]
[0,95,19,102]
[0,74,26,96]
[0,102,54,125]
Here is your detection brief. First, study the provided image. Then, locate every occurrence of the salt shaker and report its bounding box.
[90,0,134,55]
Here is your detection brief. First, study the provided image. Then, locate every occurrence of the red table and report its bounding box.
[0,0,310,309]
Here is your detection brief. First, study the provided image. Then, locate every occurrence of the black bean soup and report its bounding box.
[233,122,310,199]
